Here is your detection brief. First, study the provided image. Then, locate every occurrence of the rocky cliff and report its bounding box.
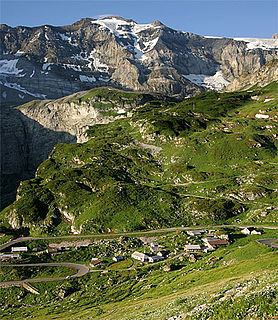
[225,59,278,92]
[1,16,278,107]
[0,88,160,207]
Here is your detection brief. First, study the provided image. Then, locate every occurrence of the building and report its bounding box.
[187,230,205,236]
[11,246,28,252]
[112,255,124,262]
[150,242,159,252]
[241,227,262,235]
[131,251,149,262]
[0,253,21,260]
[46,248,58,254]
[148,255,164,263]
[203,238,229,250]
[90,258,101,267]
[184,244,202,252]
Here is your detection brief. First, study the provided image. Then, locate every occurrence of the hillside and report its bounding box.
[0,227,277,319]
[1,82,277,235]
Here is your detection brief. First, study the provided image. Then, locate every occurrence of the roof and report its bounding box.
[131,251,148,258]
[11,246,28,251]
[207,240,229,246]
[90,259,100,265]
[187,230,205,235]
[184,245,201,250]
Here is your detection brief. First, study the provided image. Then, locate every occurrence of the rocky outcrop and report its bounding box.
[0,105,77,208]
[1,16,277,107]
[225,59,278,91]
[0,88,158,208]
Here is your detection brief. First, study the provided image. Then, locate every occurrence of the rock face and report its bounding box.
[0,105,76,208]
[225,59,278,92]
[1,16,278,107]
[0,88,158,208]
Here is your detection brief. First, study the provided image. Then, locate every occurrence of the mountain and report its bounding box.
[1,16,278,107]
[1,83,277,235]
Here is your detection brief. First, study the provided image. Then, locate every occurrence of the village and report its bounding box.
[0,227,264,272]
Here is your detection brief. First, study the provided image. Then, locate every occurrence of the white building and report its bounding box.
[184,244,202,252]
[112,255,124,262]
[131,251,149,262]
[11,246,28,252]
[150,242,159,252]
[187,230,205,236]
[0,253,21,260]
[241,227,262,235]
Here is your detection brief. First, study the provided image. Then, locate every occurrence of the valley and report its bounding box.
[0,13,277,320]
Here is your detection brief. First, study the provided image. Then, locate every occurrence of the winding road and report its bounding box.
[0,224,277,288]
[0,262,90,287]
[1,224,278,252]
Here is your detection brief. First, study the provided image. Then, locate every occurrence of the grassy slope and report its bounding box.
[0,229,277,319]
[0,83,277,236]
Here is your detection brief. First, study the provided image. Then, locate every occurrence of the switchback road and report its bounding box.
[0,262,90,287]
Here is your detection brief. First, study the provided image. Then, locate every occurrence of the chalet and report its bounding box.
[150,242,159,252]
[90,258,101,267]
[112,255,124,262]
[131,251,149,262]
[203,238,229,250]
[187,230,205,236]
[148,255,164,263]
[241,227,262,235]
[11,246,28,252]
[0,253,21,260]
[46,248,58,254]
[184,244,202,252]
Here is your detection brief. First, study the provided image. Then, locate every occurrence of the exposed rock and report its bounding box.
[225,59,278,92]
[1,16,277,107]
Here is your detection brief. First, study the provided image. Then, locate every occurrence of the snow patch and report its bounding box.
[2,91,7,99]
[79,75,96,82]
[63,64,82,72]
[0,59,24,76]
[98,75,110,82]
[14,51,25,57]
[0,80,46,99]
[233,38,278,50]
[91,17,160,60]
[182,70,230,90]
[59,33,78,47]
[42,63,52,71]
[88,49,109,72]
[30,69,35,78]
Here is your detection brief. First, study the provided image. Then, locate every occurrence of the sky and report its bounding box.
[1,0,277,38]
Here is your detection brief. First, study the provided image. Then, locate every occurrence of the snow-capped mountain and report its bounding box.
[1,16,278,107]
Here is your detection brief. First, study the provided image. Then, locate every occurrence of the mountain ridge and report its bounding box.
[1,16,277,107]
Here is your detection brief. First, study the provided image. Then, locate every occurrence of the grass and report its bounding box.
[1,83,277,236]
[0,230,277,320]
